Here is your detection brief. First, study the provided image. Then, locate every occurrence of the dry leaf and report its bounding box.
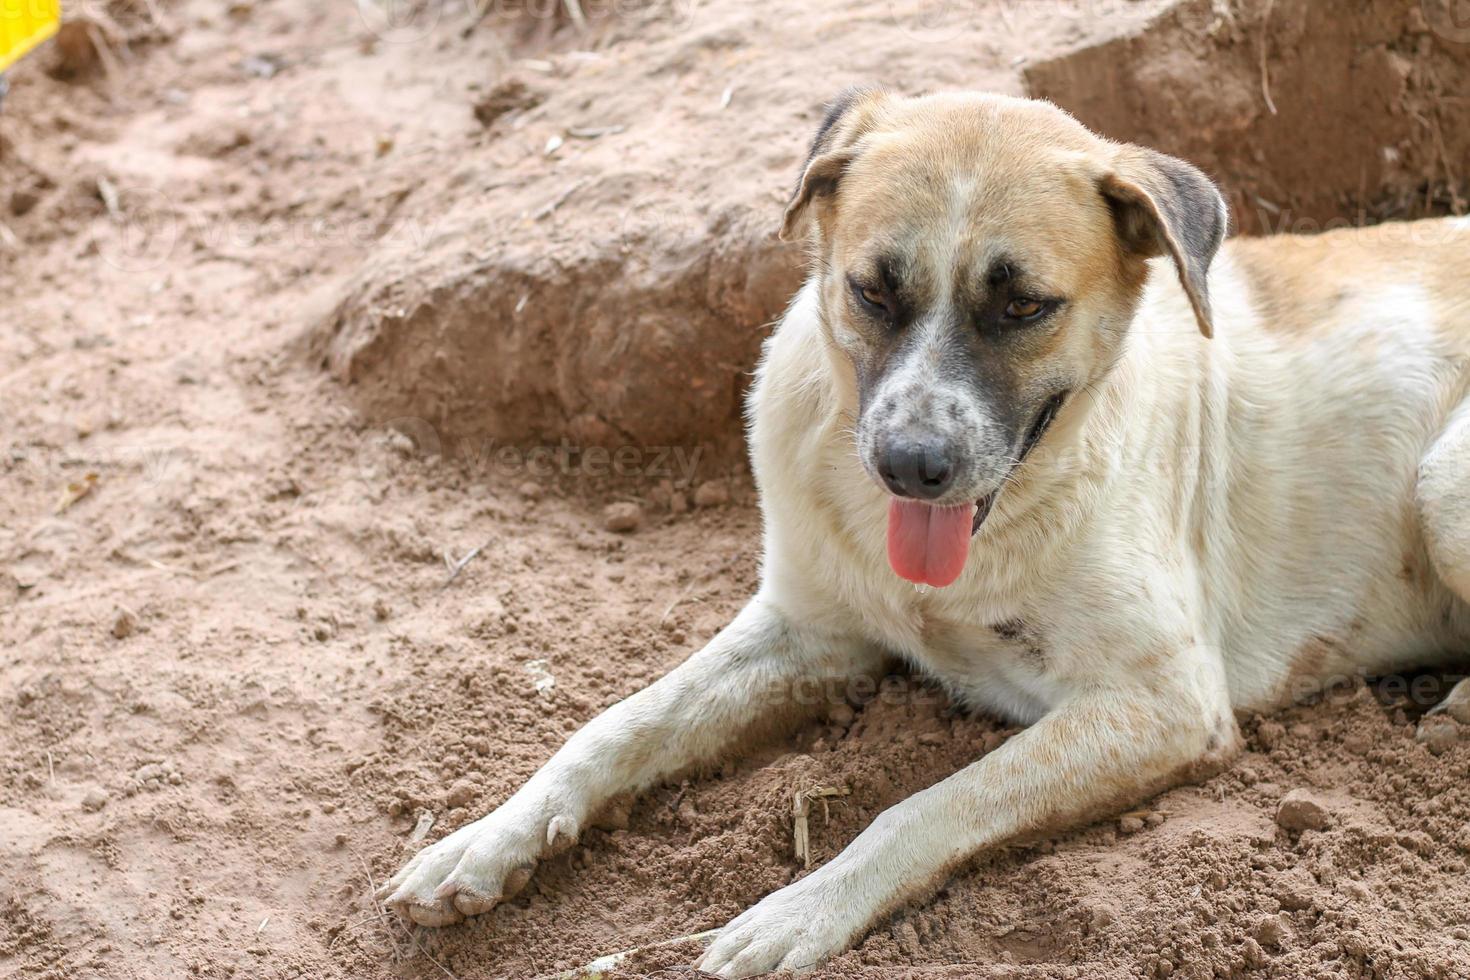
[56,472,99,513]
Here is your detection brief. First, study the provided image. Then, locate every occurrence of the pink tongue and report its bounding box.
[886,499,977,587]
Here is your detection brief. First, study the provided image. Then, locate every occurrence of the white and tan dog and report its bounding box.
[379,90,1470,976]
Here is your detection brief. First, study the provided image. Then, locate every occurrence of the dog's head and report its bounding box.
[782,89,1227,586]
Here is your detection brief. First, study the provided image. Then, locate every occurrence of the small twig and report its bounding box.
[566,125,626,140]
[97,176,122,221]
[400,927,463,980]
[409,809,437,842]
[255,914,270,935]
[338,910,395,935]
[439,542,487,592]
[1429,110,1466,214]
[146,558,189,575]
[348,846,461,980]
[1257,0,1277,116]
[562,0,587,30]
[86,20,128,82]
[531,179,587,221]
[46,751,55,785]
[792,786,849,869]
[659,581,700,623]
[349,848,404,962]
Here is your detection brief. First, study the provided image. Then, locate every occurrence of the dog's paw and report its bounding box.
[376,807,579,927]
[696,871,865,978]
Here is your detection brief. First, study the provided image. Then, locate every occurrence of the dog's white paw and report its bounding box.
[697,869,865,978]
[376,805,579,926]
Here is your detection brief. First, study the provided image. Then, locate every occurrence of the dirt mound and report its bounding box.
[310,0,1166,463]
[1026,0,1470,235]
[314,182,797,463]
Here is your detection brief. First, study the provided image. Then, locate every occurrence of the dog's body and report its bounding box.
[380,93,1470,977]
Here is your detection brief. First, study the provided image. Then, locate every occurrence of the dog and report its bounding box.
[377,89,1470,977]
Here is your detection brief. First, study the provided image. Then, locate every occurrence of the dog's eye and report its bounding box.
[1004,297,1046,321]
[853,281,889,313]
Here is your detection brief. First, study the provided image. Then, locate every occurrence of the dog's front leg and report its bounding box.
[378,594,879,926]
[698,644,1240,978]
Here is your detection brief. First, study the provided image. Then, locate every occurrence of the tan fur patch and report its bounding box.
[1231,219,1470,348]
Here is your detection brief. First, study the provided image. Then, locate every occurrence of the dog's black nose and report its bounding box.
[879,438,955,500]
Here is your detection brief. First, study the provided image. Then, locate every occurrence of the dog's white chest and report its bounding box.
[883,595,1070,726]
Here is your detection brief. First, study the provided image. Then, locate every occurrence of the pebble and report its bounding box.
[602,501,642,533]
[10,188,38,217]
[111,607,138,639]
[693,480,730,508]
[81,788,108,812]
[444,779,477,809]
[1118,815,1145,834]
[1255,720,1286,750]
[133,760,184,790]
[1277,885,1314,912]
[1416,714,1461,755]
[518,480,543,500]
[1251,914,1291,949]
[594,798,632,831]
[1277,789,1332,832]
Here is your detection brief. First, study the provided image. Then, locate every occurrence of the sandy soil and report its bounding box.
[3,2,1470,979]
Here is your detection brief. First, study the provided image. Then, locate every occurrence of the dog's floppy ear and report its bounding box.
[780,86,885,243]
[1100,147,1228,339]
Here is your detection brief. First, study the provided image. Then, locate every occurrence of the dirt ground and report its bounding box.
[3,2,1470,979]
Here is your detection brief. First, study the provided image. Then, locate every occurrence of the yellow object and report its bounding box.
[0,0,61,73]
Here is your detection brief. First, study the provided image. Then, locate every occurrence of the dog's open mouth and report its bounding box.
[887,390,1070,588]
[1020,390,1069,464]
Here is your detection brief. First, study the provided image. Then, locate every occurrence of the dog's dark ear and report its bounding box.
[780,87,885,242]
[1100,148,1228,339]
